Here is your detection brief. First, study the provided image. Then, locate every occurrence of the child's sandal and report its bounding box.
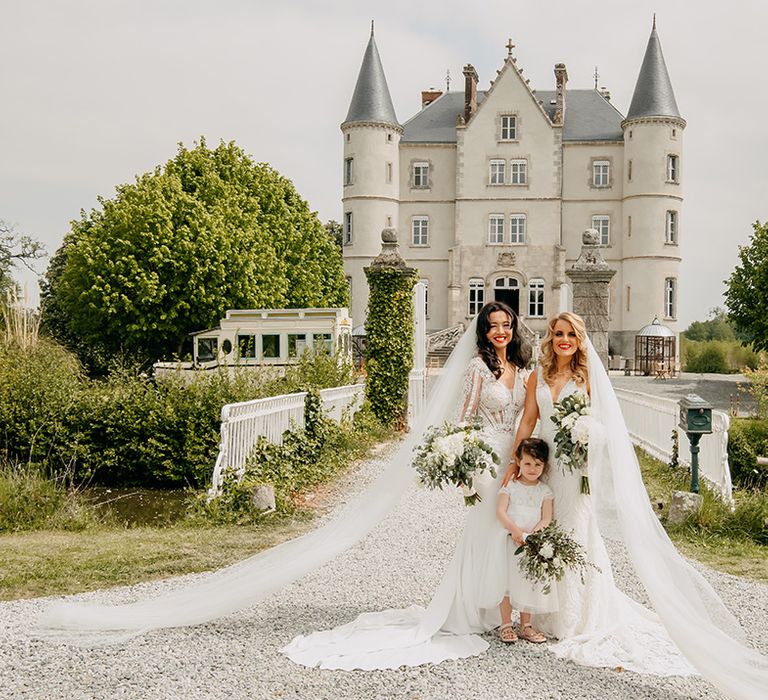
[499,622,517,644]
[519,623,546,643]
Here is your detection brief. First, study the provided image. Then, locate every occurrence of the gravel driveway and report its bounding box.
[1,444,765,700]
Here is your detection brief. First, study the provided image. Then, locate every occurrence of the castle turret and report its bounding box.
[341,24,402,330]
[620,17,685,356]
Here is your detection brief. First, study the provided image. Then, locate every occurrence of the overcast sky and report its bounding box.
[1,0,766,326]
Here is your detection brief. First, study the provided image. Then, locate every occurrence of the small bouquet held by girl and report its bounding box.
[412,419,500,505]
[515,521,600,595]
[550,393,599,494]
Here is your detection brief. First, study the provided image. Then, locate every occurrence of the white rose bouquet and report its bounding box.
[514,522,599,594]
[551,392,597,494]
[412,419,499,506]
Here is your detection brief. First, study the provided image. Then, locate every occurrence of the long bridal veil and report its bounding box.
[585,339,767,700]
[37,318,482,642]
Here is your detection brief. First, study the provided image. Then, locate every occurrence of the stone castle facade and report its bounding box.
[341,21,685,356]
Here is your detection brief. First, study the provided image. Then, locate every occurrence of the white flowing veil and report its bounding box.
[37,318,482,642]
[586,338,768,700]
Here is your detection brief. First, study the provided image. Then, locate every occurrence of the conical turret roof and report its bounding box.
[626,21,681,121]
[344,29,399,126]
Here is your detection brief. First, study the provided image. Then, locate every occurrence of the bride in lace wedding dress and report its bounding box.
[283,301,532,668]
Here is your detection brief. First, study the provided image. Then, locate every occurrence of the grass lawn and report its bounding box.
[636,449,768,580]
[1,446,765,601]
[0,515,313,601]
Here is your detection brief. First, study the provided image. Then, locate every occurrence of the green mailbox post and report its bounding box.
[678,394,713,493]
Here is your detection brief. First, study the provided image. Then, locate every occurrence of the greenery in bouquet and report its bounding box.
[551,392,595,494]
[412,419,499,505]
[514,521,600,594]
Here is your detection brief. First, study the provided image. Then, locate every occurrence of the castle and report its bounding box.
[341,20,684,357]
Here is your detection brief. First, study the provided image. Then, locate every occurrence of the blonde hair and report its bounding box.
[539,312,589,386]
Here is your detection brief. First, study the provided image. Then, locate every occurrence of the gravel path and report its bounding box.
[1,444,766,700]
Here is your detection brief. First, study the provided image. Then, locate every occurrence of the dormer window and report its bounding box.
[413,162,429,188]
[500,115,517,140]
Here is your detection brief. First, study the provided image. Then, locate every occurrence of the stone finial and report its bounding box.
[369,228,410,270]
[582,228,600,246]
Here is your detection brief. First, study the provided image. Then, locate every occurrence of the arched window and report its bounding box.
[468,278,485,316]
[528,279,545,318]
[493,277,520,315]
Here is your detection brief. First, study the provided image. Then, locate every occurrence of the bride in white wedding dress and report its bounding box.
[283,301,532,668]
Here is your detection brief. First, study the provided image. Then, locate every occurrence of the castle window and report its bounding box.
[667,154,679,183]
[500,115,517,140]
[343,212,353,245]
[593,160,610,187]
[665,278,677,319]
[387,133,393,142]
[626,285,631,312]
[468,278,485,316]
[528,279,545,318]
[413,162,429,188]
[510,159,528,185]
[344,157,354,186]
[666,211,678,244]
[288,333,308,359]
[411,216,429,246]
[627,160,632,182]
[509,214,526,244]
[385,162,392,183]
[489,159,506,185]
[592,215,610,246]
[488,214,505,244]
[236,335,254,360]
[628,215,632,237]
[419,278,429,318]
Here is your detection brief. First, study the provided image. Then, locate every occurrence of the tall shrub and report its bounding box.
[364,263,417,427]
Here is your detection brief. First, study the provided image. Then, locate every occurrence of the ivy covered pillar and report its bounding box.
[364,228,418,428]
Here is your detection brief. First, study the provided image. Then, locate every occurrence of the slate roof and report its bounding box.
[344,34,399,126]
[626,26,681,120]
[401,89,624,144]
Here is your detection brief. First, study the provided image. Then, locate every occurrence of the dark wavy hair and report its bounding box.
[475,301,531,377]
[515,437,550,474]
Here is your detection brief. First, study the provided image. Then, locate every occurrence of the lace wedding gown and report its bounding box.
[532,371,694,675]
[281,356,528,669]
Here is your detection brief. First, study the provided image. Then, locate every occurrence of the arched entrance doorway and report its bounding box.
[494,276,519,315]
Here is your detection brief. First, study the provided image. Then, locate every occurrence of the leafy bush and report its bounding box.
[0,334,358,489]
[684,343,729,373]
[728,418,768,489]
[681,337,759,373]
[0,337,83,470]
[190,397,390,523]
[364,265,417,427]
[0,461,100,532]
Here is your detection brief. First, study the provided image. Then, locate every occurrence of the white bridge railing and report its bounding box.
[209,384,365,496]
[615,388,732,502]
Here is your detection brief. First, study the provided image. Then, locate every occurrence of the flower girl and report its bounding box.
[484,438,557,643]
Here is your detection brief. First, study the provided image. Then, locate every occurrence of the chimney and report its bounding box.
[421,89,443,108]
[463,64,479,123]
[554,63,568,125]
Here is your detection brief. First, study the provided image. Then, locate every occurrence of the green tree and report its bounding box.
[683,308,736,342]
[41,140,348,369]
[0,221,45,297]
[725,221,768,352]
[324,220,344,249]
